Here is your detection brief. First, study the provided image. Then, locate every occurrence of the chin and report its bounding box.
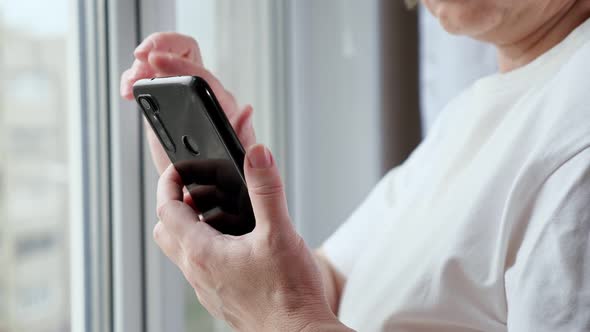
[424,0,504,38]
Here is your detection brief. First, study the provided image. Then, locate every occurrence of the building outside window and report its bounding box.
[0,1,74,331]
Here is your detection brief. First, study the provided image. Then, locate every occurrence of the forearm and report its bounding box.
[314,249,346,315]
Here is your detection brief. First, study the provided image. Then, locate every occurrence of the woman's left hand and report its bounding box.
[154,144,351,331]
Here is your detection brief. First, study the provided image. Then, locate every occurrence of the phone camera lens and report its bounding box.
[139,96,158,112]
[140,98,151,110]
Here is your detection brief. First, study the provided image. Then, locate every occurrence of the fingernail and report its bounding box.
[247,144,273,169]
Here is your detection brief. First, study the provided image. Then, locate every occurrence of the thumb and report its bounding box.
[244,144,291,235]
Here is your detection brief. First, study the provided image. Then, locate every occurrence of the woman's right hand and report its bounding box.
[120,32,257,174]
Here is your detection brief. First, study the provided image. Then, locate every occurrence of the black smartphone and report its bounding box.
[133,76,255,236]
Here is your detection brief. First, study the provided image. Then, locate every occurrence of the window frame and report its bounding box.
[105,0,147,332]
[73,0,145,331]
[74,0,114,331]
[137,3,189,332]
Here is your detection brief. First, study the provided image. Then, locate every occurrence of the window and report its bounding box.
[0,1,82,331]
[1,1,388,331]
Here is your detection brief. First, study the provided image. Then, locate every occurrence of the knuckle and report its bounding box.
[186,35,200,50]
[255,229,279,251]
[174,33,200,53]
[156,203,167,220]
[156,200,179,222]
[290,233,307,253]
[188,278,203,298]
[121,68,132,79]
[148,32,200,54]
[152,222,164,241]
[263,227,287,248]
[250,181,283,198]
[148,32,166,45]
[186,242,208,267]
[146,32,161,40]
[256,219,297,248]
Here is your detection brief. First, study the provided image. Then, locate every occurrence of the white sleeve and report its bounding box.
[505,148,590,331]
[321,166,405,277]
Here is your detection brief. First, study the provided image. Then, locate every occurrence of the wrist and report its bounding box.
[264,305,353,332]
[299,318,354,332]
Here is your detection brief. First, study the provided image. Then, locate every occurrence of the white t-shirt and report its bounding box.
[323,19,590,332]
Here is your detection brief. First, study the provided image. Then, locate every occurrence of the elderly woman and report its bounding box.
[120,0,590,331]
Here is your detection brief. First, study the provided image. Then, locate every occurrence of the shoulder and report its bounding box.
[509,147,590,269]
[505,147,590,331]
[538,39,590,144]
[519,40,590,178]
[532,147,590,217]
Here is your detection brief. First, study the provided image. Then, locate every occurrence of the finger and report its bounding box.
[157,165,220,246]
[121,59,156,100]
[156,165,198,238]
[183,190,197,211]
[185,185,220,213]
[157,164,184,204]
[182,186,200,212]
[135,32,203,64]
[244,144,291,235]
[120,68,134,100]
[221,89,239,120]
[131,59,157,80]
[153,221,182,265]
[153,221,214,298]
[234,105,257,148]
[147,52,239,118]
[140,32,202,63]
[221,90,246,132]
[145,119,172,174]
[158,188,221,250]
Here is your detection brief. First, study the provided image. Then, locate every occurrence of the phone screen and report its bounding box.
[135,77,255,235]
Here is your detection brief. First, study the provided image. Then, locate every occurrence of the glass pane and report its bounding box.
[175,0,277,150]
[0,0,80,331]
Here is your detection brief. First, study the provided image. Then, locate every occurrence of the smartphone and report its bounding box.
[133,76,255,235]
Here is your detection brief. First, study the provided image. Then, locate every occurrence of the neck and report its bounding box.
[496,2,590,72]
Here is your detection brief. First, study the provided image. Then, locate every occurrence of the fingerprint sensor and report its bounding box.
[182,135,200,156]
